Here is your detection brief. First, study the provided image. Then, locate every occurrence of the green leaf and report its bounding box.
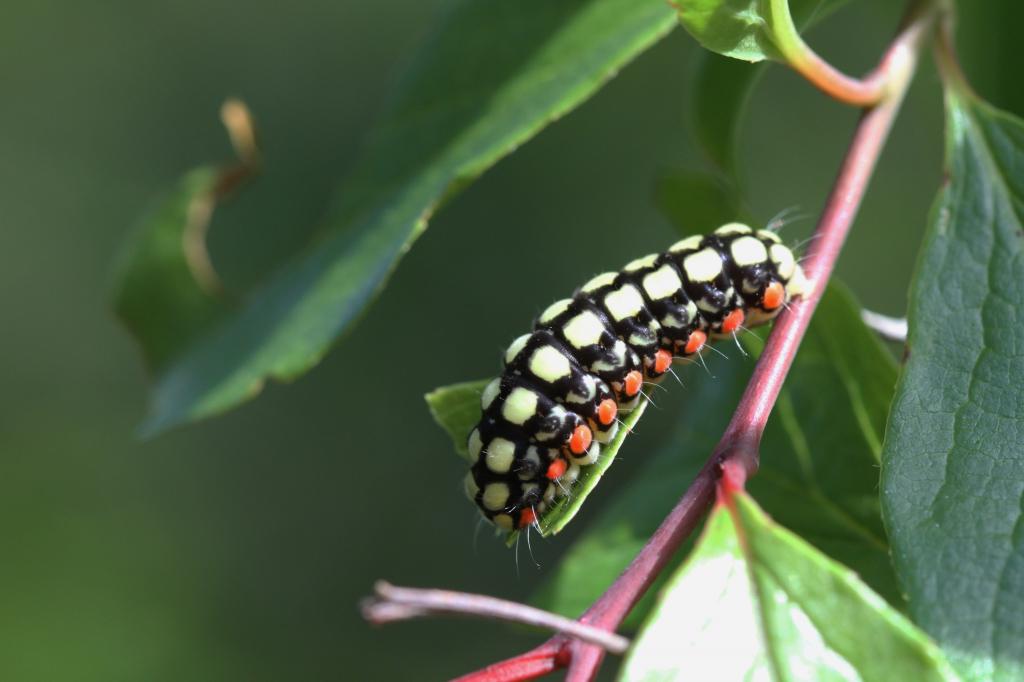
[111,167,234,371]
[620,492,957,682]
[690,52,763,176]
[687,1,846,176]
[675,0,842,63]
[881,92,1024,681]
[129,0,677,435]
[536,283,902,621]
[425,380,491,463]
[654,168,748,235]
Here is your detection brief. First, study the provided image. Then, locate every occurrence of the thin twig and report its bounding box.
[861,309,908,343]
[363,582,630,655]
[451,6,935,681]
[183,99,261,296]
[768,0,889,106]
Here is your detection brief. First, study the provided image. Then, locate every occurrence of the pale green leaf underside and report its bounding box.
[425,380,491,462]
[620,493,957,682]
[881,92,1024,681]
[111,167,231,371]
[134,0,677,435]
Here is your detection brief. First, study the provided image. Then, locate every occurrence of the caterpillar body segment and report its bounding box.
[466,223,808,532]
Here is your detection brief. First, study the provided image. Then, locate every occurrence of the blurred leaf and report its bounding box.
[687,1,846,176]
[620,492,957,682]
[675,0,844,63]
[111,167,235,370]
[130,0,678,435]
[537,283,902,621]
[881,91,1024,681]
[654,168,748,235]
[112,99,258,373]
[425,380,490,462]
[691,53,763,176]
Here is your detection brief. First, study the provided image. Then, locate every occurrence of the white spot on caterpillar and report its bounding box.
[520,447,542,480]
[643,264,683,300]
[786,264,810,298]
[757,229,782,244]
[493,514,514,530]
[683,248,723,282]
[730,236,769,267]
[539,298,572,324]
[624,253,658,272]
[581,272,617,293]
[661,312,687,329]
[529,345,572,383]
[468,428,484,459]
[502,387,538,425]
[715,222,753,236]
[482,482,510,511]
[697,298,721,313]
[669,235,702,253]
[485,437,516,474]
[535,404,569,441]
[463,473,479,501]
[604,285,645,321]
[563,311,605,348]
[504,334,531,365]
[481,379,501,410]
[771,243,796,279]
[629,332,653,347]
[567,374,596,404]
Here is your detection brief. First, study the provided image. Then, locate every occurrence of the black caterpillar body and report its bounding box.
[464,223,808,531]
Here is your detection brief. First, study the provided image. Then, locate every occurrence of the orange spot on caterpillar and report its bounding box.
[721,308,745,334]
[597,399,617,426]
[569,424,592,455]
[545,458,567,480]
[518,507,537,528]
[624,370,643,397]
[763,281,785,310]
[684,330,707,355]
[654,349,672,374]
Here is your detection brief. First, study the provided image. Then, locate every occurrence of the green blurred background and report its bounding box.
[1,1,1021,680]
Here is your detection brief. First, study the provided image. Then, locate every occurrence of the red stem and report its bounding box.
[449,7,932,681]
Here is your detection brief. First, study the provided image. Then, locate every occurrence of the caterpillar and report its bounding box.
[464,222,809,532]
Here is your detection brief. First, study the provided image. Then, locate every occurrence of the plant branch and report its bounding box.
[768,0,933,107]
[861,309,908,343]
[362,582,630,655]
[447,7,933,681]
[377,5,935,681]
